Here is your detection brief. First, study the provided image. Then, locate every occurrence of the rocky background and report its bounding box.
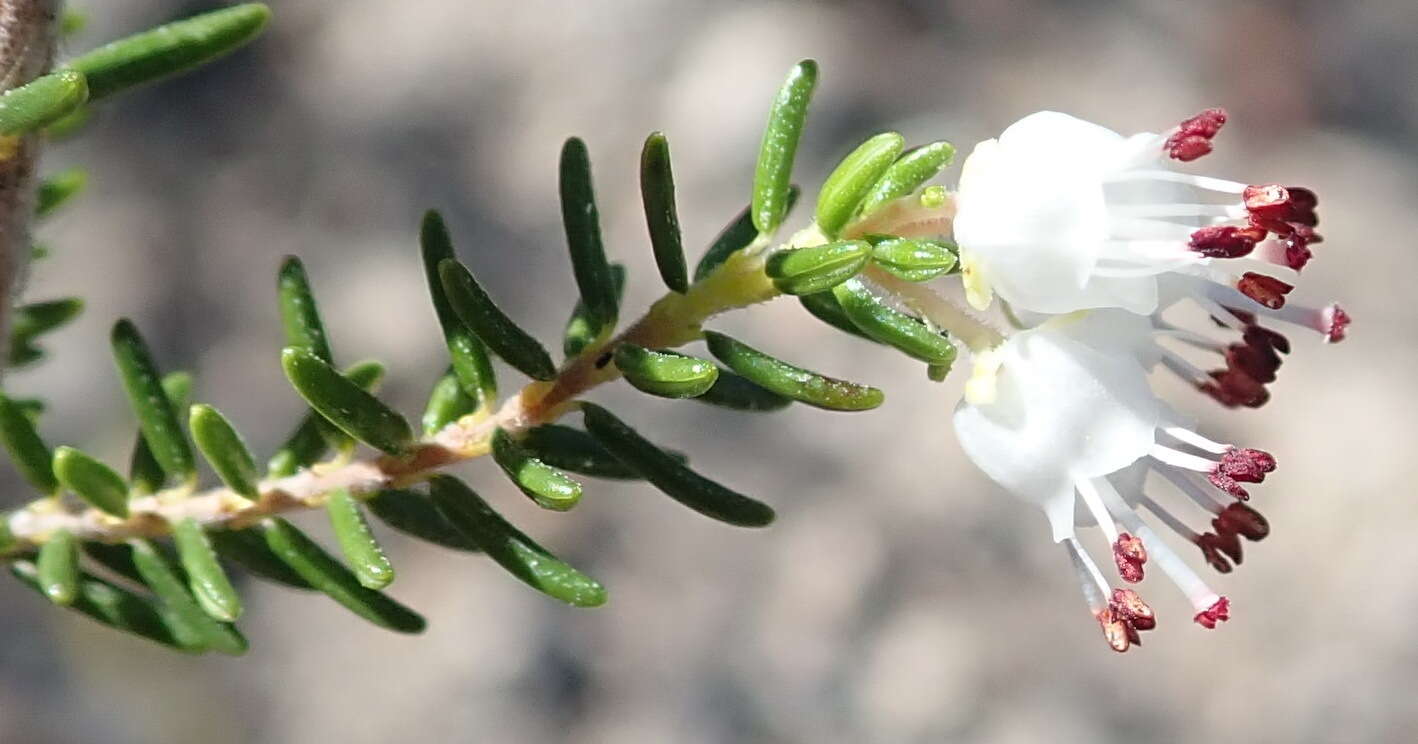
[1,1,1414,742]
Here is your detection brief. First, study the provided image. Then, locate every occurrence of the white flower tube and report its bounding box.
[953,109,1332,320]
[953,310,1277,651]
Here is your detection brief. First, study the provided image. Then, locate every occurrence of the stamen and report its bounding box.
[1160,349,1210,386]
[1218,447,1276,483]
[1236,272,1293,309]
[1139,495,1202,539]
[1105,169,1247,194]
[1194,596,1231,629]
[1111,204,1246,220]
[1215,502,1270,541]
[1065,537,1111,615]
[1165,108,1228,162]
[1161,426,1231,455]
[1114,533,1147,583]
[1149,444,1219,473]
[1075,478,1120,544]
[1189,225,1261,259]
[1111,587,1157,631]
[1155,468,1226,513]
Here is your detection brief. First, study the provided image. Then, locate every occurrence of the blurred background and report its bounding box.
[1,0,1415,741]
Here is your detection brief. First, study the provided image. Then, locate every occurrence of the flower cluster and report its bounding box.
[939,110,1346,652]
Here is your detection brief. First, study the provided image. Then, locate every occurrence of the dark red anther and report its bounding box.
[1226,342,1281,383]
[1284,186,1319,226]
[1208,527,1244,563]
[1216,502,1270,541]
[1324,304,1350,343]
[1243,325,1290,355]
[1196,534,1235,573]
[1189,226,1258,258]
[1098,607,1132,652]
[1284,241,1313,271]
[1165,108,1227,161]
[1193,596,1231,629]
[1207,471,1250,500]
[1110,588,1157,631]
[1237,272,1293,309]
[1243,184,1292,221]
[1219,447,1276,482]
[1201,368,1270,408]
[1113,533,1147,583]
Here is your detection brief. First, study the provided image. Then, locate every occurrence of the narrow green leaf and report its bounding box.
[765,239,870,296]
[428,475,606,607]
[260,518,425,633]
[580,403,775,527]
[43,105,91,141]
[82,541,147,585]
[367,489,479,552]
[53,446,129,518]
[62,9,88,37]
[111,319,194,483]
[189,404,259,499]
[858,140,956,216]
[420,211,497,407]
[437,258,556,380]
[798,291,877,342]
[613,345,718,399]
[752,60,817,234]
[563,263,626,358]
[36,529,79,605]
[694,186,800,282]
[703,330,883,411]
[491,428,582,511]
[326,488,395,590]
[66,3,271,100]
[36,168,87,218]
[267,360,383,477]
[11,561,187,651]
[693,369,793,412]
[11,298,83,346]
[559,137,618,329]
[277,256,334,363]
[130,371,192,494]
[172,518,243,622]
[867,236,958,282]
[130,539,247,655]
[639,132,688,293]
[0,393,58,494]
[422,370,476,436]
[928,362,952,382]
[832,279,958,365]
[207,528,313,590]
[0,70,88,136]
[815,132,904,237]
[281,348,412,456]
[518,424,680,480]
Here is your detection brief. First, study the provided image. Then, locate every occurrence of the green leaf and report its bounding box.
[928,362,952,382]
[438,258,556,380]
[82,541,148,586]
[260,518,426,633]
[798,291,877,341]
[41,104,91,140]
[422,370,476,436]
[428,475,606,607]
[703,330,883,411]
[419,211,497,407]
[517,424,684,480]
[0,70,88,136]
[367,489,479,552]
[0,393,58,494]
[111,319,195,483]
[613,345,719,399]
[815,132,904,237]
[130,371,193,494]
[66,3,271,100]
[267,360,384,477]
[172,518,244,622]
[639,132,688,293]
[62,9,88,37]
[36,168,87,218]
[580,403,775,527]
[11,561,187,651]
[858,140,956,216]
[53,446,129,518]
[559,137,618,329]
[36,529,79,606]
[277,256,334,363]
[832,279,957,365]
[563,263,626,358]
[752,60,817,235]
[189,404,260,499]
[694,186,800,282]
[693,369,793,412]
[130,539,247,655]
[11,297,83,346]
[207,528,313,590]
[326,488,395,590]
[281,348,412,456]
[491,428,582,511]
[867,236,957,282]
[765,239,870,296]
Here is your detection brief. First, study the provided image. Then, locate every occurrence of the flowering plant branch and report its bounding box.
[0,5,1347,656]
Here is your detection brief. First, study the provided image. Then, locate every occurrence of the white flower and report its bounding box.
[952,109,1327,318]
[953,310,1277,651]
